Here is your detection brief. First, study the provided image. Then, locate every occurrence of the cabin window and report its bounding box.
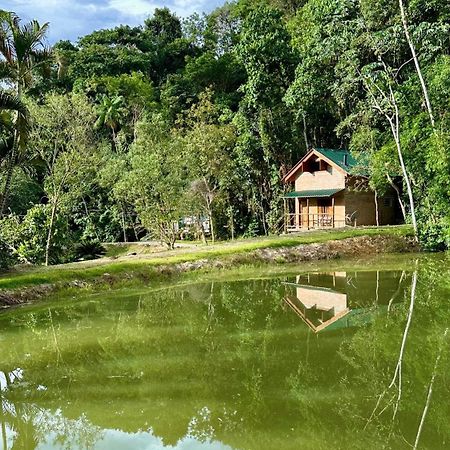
[303,158,320,173]
[383,197,394,207]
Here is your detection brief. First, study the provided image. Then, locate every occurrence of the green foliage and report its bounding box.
[0,238,15,269]
[1,1,450,266]
[115,114,189,248]
[1,205,71,264]
[72,239,106,261]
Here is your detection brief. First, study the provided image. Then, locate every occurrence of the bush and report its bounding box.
[0,240,16,269]
[418,218,450,251]
[0,205,73,265]
[71,239,106,261]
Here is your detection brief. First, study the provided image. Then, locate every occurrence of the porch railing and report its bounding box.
[285,213,346,231]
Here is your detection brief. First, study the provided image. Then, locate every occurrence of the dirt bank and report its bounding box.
[0,234,418,308]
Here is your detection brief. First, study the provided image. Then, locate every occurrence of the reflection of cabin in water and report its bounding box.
[282,148,400,231]
[284,271,408,333]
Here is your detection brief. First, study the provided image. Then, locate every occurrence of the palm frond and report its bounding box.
[0,135,13,161]
[0,25,15,63]
[30,45,53,77]
[0,91,28,118]
[0,60,15,82]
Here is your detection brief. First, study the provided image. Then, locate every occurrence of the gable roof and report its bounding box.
[283,148,362,183]
[316,148,358,172]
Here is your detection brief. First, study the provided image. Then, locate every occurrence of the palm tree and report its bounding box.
[94,95,125,149]
[0,10,50,216]
[0,90,29,203]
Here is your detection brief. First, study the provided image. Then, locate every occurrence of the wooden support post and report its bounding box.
[332,196,335,228]
[283,198,287,233]
[306,198,310,230]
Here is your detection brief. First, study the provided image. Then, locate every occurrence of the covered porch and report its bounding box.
[282,188,345,232]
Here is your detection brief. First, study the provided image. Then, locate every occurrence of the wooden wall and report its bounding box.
[345,190,397,226]
[295,168,345,191]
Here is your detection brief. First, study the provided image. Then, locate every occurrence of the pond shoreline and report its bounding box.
[0,233,419,308]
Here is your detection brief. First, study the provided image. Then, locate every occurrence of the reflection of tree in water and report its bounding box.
[0,261,448,449]
[0,370,102,449]
[338,261,450,448]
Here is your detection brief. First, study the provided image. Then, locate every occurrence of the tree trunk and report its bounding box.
[390,117,418,238]
[374,190,380,226]
[1,84,24,218]
[413,327,448,450]
[364,71,418,238]
[111,126,118,152]
[209,208,215,244]
[387,173,407,221]
[121,204,127,243]
[198,215,207,245]
[398,0,435,128]
[0,134,19,217]
[45,197,58,266]
[230,207,235,240]
[302,114,309,150]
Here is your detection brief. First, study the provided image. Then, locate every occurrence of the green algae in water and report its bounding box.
[0,255,449,449]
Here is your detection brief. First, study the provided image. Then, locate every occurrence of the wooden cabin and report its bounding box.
[282,148,398,231]
[284,273,350,333]
[283,271,408,332]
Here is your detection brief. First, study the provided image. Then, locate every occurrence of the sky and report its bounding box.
[1,0,224,43]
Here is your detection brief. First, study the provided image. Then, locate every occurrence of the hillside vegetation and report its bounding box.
[0,1,449,269]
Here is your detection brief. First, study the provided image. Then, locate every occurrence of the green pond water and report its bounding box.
[0,254,449,450]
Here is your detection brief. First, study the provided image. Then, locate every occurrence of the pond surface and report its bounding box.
[0,254,449,449]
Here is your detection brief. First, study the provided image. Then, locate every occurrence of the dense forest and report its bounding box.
[0,0,449,267]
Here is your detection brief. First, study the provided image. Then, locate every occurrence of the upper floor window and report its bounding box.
[303,158,332,173]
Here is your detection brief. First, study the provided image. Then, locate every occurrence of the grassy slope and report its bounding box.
[0,226,412,291]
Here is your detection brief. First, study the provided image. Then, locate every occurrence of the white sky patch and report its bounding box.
[1,0,222,42]
[107,0,208,18]
[107,0,160,17]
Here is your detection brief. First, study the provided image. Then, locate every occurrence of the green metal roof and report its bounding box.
[283,188,344,199]
[316,148,369,176]
[315,148,358,171]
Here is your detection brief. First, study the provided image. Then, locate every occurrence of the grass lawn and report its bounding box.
[0,225,412,291]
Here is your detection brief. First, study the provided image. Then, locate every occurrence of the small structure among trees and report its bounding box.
[282,148,401,231]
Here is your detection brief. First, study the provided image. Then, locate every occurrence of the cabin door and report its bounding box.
[299,200,308,228]
[317,198,333,227]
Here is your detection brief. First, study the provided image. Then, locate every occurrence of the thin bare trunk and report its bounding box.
[390,113,418,237]
[302,114,309,150]
[121,204,127,243]
[413,327,449,450]
[45,197,59,266]
[208,207,215,243]
[363,69,418,238]
[198,215,207,245]
[0,134,19,218]
[390,266,417,420]
[0,376,7,450]
[111,126,118,151]
[366,265,417,426]
[375,191,380,226]
[230,207,235,240]
[48,308,63,365]
[388,271,406,313]
[398,0,435,129]
[1,416,6,450]
[83,197,100,241]
[387,173,406,221]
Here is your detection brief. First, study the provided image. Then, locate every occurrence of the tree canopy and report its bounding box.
[1,0,449,265]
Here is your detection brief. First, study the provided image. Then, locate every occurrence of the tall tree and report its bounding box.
[236,5,297,233]
[0,10,50,216]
